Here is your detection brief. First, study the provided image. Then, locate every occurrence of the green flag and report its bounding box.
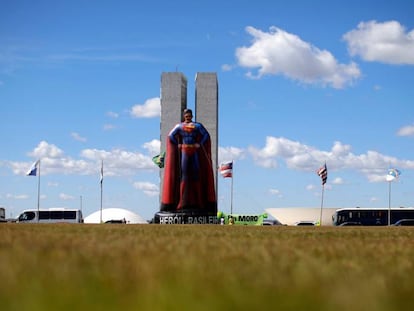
[152,152,165,168]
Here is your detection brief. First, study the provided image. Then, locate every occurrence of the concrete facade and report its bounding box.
[195,72,219,189]
[159,72,219,206]
[160,72,187,195]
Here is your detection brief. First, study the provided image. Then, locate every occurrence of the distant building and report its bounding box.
[84,208,148,224]
[195,73,219,188]
[266,207,339,226]
[159,72,219,200]
[159,72,188,198]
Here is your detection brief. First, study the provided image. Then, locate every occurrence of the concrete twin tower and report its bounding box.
[154,72,219,224]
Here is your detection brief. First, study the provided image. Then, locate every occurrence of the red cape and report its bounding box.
[160,137,217,213]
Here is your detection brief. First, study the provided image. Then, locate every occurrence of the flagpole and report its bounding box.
[230,161,234,214]
[319,184,324,225]
[316,163,327,226]
[388,180,391,226]
[386,168,401,226]
[37,160,41,223]
[100,160,103,224]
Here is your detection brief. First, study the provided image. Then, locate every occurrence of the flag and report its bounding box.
[26,160,39,176]
[386,168,401,182]
[100,160,103,185]
[317,163,328,185]
[152,152,165,168]
[220,161,233,178]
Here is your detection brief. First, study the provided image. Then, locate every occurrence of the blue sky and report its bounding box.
[1,0,414,221]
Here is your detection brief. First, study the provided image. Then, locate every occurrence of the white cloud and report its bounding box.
[249,136,414,182]
[12,138,243,177]
[81,147,154,175]
[142,139,161,156]
[248,136,324,170]
[236,26,361,88]
[343,20,414,64]
[106,111,119,118]
[331,141,352,156]
[306,184,315,191]
[48,53,159,63]
[269,189,283,198]
[397,124,414,136]
[133,181,159,196]
[103,124,116,130]
[28,140,64,158]
[70,132,87,142]
[221,64,233,71]
[218,146,245,164]
[10,141,155,176]
[331,177,344,185]
[130,97,160,118]
[8,137,414,186]
[59,193,75,200]
[6,193,29,200]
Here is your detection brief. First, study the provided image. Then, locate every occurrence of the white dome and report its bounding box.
[84,208,148,224]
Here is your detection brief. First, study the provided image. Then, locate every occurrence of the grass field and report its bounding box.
[1,224,413,311]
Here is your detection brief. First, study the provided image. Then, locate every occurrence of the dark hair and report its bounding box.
[183,108,193,115]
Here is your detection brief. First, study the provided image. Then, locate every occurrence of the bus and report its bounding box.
[332,207,414,226]
[16,208,84,224]
[0,207,5,222]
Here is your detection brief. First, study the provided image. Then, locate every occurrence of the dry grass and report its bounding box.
[1,224,413,311]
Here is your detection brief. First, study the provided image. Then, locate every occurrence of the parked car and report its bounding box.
[294,221,317,226]
[262,219,283,226]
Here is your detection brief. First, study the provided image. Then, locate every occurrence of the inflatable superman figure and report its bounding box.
[160,108,217,214]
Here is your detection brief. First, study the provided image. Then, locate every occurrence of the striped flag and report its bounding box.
[220,161,233,178]
[317,163,328,185]
[26,160,39,176]
[100,160,103,185]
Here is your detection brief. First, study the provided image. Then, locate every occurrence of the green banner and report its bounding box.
[217,211,267,226]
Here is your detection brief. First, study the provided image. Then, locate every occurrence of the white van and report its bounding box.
[16,208,83,223]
